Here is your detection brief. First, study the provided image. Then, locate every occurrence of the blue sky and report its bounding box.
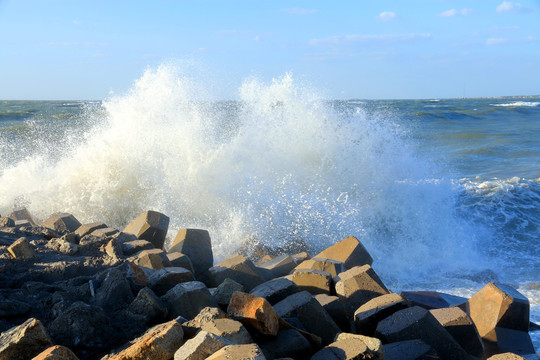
[0,0,539,99]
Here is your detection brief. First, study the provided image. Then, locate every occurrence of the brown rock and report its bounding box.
[105,238,123,259]
[166,228,213,279]
[91,227,119,238]
[314,236,372,269]
[123,210,170,249]
[31,345,79,360]
[42,212,81,234]
[209,254,265,291]
[335,333,384,360]
[8,237,35,259]
[200,318,253,344]
[173,330,233,360]
[227,291,279,336]
[291,251,310,264]
[259,254,296,277]
[354,293,409,336]
[204,344,266,360]
[295,258,346,277]
[74,222,107,238]
[127,261,148,286]
[0,318,53,360]
[311,338,375,360]
[122,240,155,256]
[107,319,184,360]
[291,268,333,295]
[181,307,228,338]
[167,252,194,273]
[134,249,171,270]
[487,353,529,360]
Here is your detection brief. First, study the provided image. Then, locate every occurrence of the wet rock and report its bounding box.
[311,337,375,360]
[173,330,233,360]
[401,290,467,310]
[167,252,194,273]
[162,281,218,320]
[166,228,213,279]
[8,237,35,259]
[0,318,53,360]
[74,222,107,238]
[354,293,409,336]
[204,343,266,360]
[335,333,384,360]
[383,339,438,360]
[295,257,346,277]
[147,267,194,296]
[259,254,296,277]
[249,277,300,305]
[129,287,167,325]
[227,291,280,336]
[258,328,313,360]
[123,210,170,249]
[315,294,351,332]
[314,235,373,269]
[291,268,333,295]
[212,278,244,308]
[209,254,265,291]
[121,239,154,256]
[42,213,81,235]
[31,345,79,360]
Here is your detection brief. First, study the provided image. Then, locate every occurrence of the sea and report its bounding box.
[1,66,539,350]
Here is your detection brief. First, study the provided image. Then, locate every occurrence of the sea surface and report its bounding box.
[1,67,539,350]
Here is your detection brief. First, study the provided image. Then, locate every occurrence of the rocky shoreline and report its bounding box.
[0,208,538,360]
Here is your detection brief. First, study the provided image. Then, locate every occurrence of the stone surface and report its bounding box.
[31,345,79,360]
[42,212,82,234]
[249,277,300,305]
[122,240,155,256]
[8,237,35,259]
[181,307,228,338]
[314,236,373,269]
[0,217,15,228]
[167,252,194,273]
[227,291,280,336]
[213,278,244,308]
[134,249,171,270]
[166,228,213,279]
[383,339,438,360]
[91,227,119,238]
[129,287,167,325]
[258,328,313,360]
[335,333,384,360]
[123,210,170,249]
[401,290,467,310]
[74,222,107,238]
[9,207,36,226]
[200,318,253,344]
[95,267,134,310]
[311,338,375,360]
[107,319,184,360]
[374,306,468,360]
[430,306,484,357]
[0,318,53,360]
[291,268,333,295]
[162,281,218,320]
[487,354,528,360]
[46,237,78,256]
[291,251,310,264]
[295,257,346,277]
[274,290,341,346]
[209,254,265,291]
[259,254,296,277]
[173,330,233,360]
[334,265,389,314]
[204,344,266,360]
[354,293,409,336]
[315,294,351,332]
[147,267,195,296]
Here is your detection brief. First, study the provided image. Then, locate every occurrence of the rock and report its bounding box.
[9,207,36,226]
[129,287,167,325]
[105,238,123,259]
[0,318,53,360]
[91,227,119,238]
[167,252,194,273]
[311,337,375,360]
[121,240,155,256]
[258,328,313,360]
[487,354,529,360]
[334,265,389,315]
[274,291,341,346]
[0,298,30,318]
[46,237,78,256]
[465,282,535,356]
[209,254,265,291]
[14,219,32,228]
[204,343,266,360]
[256,254,276,266]
[250,277,300,305]
[127,261,149,286]
[8,237,35,259]
[42,213,81,234]
[95,267,134,310]
[162,281,218,320]
[374,306,468,360]
[354,293,409,336]
[0,217,15,228]
[383,339,438,360]
[181,307,228,338]
[295,258,346,277]
[31,345,79,360]
[166,229,213,279]
[259,254,296,277]
[291,268,333,295]
[134,249,171,270]
[107,319,184,360]
[123,210,170,249]
[212,278,244,308]
[227,291,280,336]
[335,333,384,360]
[314,236,372,269]
[401,290,467,310]
[200,318,253,344]
[315,294,351,332]
[148,267,195,296]
[74,222,107,238]
[291,251,310,264]
[173,330,233,360]
[430,306,484,358]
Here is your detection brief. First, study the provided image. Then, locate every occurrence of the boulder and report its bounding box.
[401,290,467,310]
[487,354,529,360]
[181,307,228,338]
[374,306,468,360]
[291,268,333,295]
[383,339,438,360]
[0,217,15,228]
[91,227,119,238]
[465,283,535,356]
[127,261,149,287]
[129,287,167,325]
[31,345,79,360]
[8,237,35,259]
[227,292,280,336]
[46,237,78,256]
[204,344,266,360]
[354,293,409,336]
[107,319,184,360]
[9,207,36,226]
[249,277,300,305]
[335,333,384,360]
[258,328,313,360]
[123,210,170,249]
[0,318,53,360]
[255,254,276,266]
[0,298,30,318]
[42,212,81,234]
[133,249,171,270]
[95,267,134,310]
[200,318,253,344]
[209,254,265,291]
[74,222,107,238]
[147,267,194,296]
[162,281,218,320]
[259,254,296,277]
[105,238,123,260]
[121,240,154,256]
[430,306,484,358]
[314,236,372,269]
[295,258,346,277]
[166,228,213,279]
[274,291,341,346]
[311,337,375,360]
[212,278,244,308]
[315,294,351,332]
[291,251,310,264]
[334,265,389,314]
[167,252,194,273]
[173,330,233,360]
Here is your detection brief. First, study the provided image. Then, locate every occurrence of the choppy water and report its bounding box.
[1,66,539,349]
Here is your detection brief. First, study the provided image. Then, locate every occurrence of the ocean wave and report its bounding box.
[492,101,540,107]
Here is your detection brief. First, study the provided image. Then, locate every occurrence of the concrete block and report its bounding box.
[123,210,170,249]
[314,235,372,269]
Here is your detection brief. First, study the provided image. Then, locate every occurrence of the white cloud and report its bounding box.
[486,38,508,45]
[281,8,317,15]
[310,33,431,45]
[496,2,532,13]
[438,8,473,17]
[377,11,397,21]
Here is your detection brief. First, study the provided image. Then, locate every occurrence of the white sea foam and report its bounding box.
[492,101,540,107]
